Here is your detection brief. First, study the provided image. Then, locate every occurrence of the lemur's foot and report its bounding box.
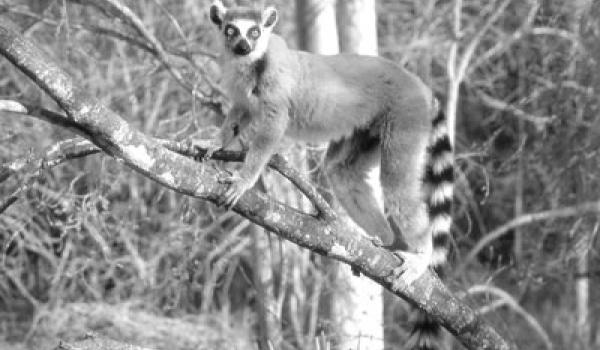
[218,173,252,208]
[391,250,430,287]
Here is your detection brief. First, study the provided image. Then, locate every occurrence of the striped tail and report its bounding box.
[408,109,454,350]
[425,109,453,275]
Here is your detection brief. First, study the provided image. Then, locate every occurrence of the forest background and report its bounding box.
[0,0,599,349]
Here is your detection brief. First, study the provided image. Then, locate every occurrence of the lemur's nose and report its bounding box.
[233,40,251,55]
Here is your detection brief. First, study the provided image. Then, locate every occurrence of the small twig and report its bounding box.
[3,6,151,50]
[458,201,600,273]
[475,90,554,129]
[0,269,41,308]
[0,136,99,214]
[3,3,224,113]
[201,220,251,313]
[446,0,514,144]
[4,6,217,59]
[530,26,579,44]
[95,0,225,109]
[0,176,35,213]
[269,154,336,221]
[456,0,513,81]
[468,285,553,350]
[469,0,541,72]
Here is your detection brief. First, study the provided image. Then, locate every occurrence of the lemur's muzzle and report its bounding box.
[233,40,252,55]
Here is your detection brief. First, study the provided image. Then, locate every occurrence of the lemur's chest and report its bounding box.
[222,59,261,108]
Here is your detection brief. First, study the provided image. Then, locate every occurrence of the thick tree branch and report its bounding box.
[0,102,335,220]
[0,20,514,350]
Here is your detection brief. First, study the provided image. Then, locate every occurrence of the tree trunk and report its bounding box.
[573,1,593,348]
[335,2,384,350]
[296,0,339,55]
[575,230,591,350]
[295,2,342,348]
[336,0,378,55]
[296,1,385,349]
[251,222,282,350]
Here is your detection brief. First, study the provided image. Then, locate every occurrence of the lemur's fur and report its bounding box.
[209,2,453,349]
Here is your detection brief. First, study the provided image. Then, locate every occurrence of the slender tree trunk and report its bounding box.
[297,2,386,349]
[336,2,384,350]
[296,0,339,54]
[251,222,282,349]
[446,0,462,147]
[295,2,341,348]
[575,229,591,350]
[573,2,593,348]
[296,1,385,348]
[336,0,378,55]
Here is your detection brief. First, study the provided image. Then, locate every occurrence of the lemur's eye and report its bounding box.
[248,27,261,39]
[224,25,238,39]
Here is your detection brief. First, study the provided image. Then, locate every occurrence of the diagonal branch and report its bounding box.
[0,19,514,350]
[0,102,335,220]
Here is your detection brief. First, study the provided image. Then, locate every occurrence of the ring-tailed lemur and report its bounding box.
[208,2,453,349]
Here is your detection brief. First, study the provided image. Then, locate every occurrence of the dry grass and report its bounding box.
[6,302,254,350]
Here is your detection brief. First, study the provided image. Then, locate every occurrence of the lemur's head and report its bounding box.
[209,0,278,60]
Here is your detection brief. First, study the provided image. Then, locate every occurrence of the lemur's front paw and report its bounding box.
[188,139,221,162]
[390,251,430,287]
[218,174,252,208]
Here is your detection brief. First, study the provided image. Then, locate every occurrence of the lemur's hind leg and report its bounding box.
[325,129,395,246]
[380,106,432,284]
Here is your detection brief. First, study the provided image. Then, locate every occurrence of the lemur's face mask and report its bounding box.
[209,2,278,58]
[222,21,262,56]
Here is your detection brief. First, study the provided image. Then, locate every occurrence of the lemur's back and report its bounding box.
[265,35,432,143]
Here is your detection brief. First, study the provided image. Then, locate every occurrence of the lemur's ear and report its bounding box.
[262,6,278,29]
[209,0,227,27]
